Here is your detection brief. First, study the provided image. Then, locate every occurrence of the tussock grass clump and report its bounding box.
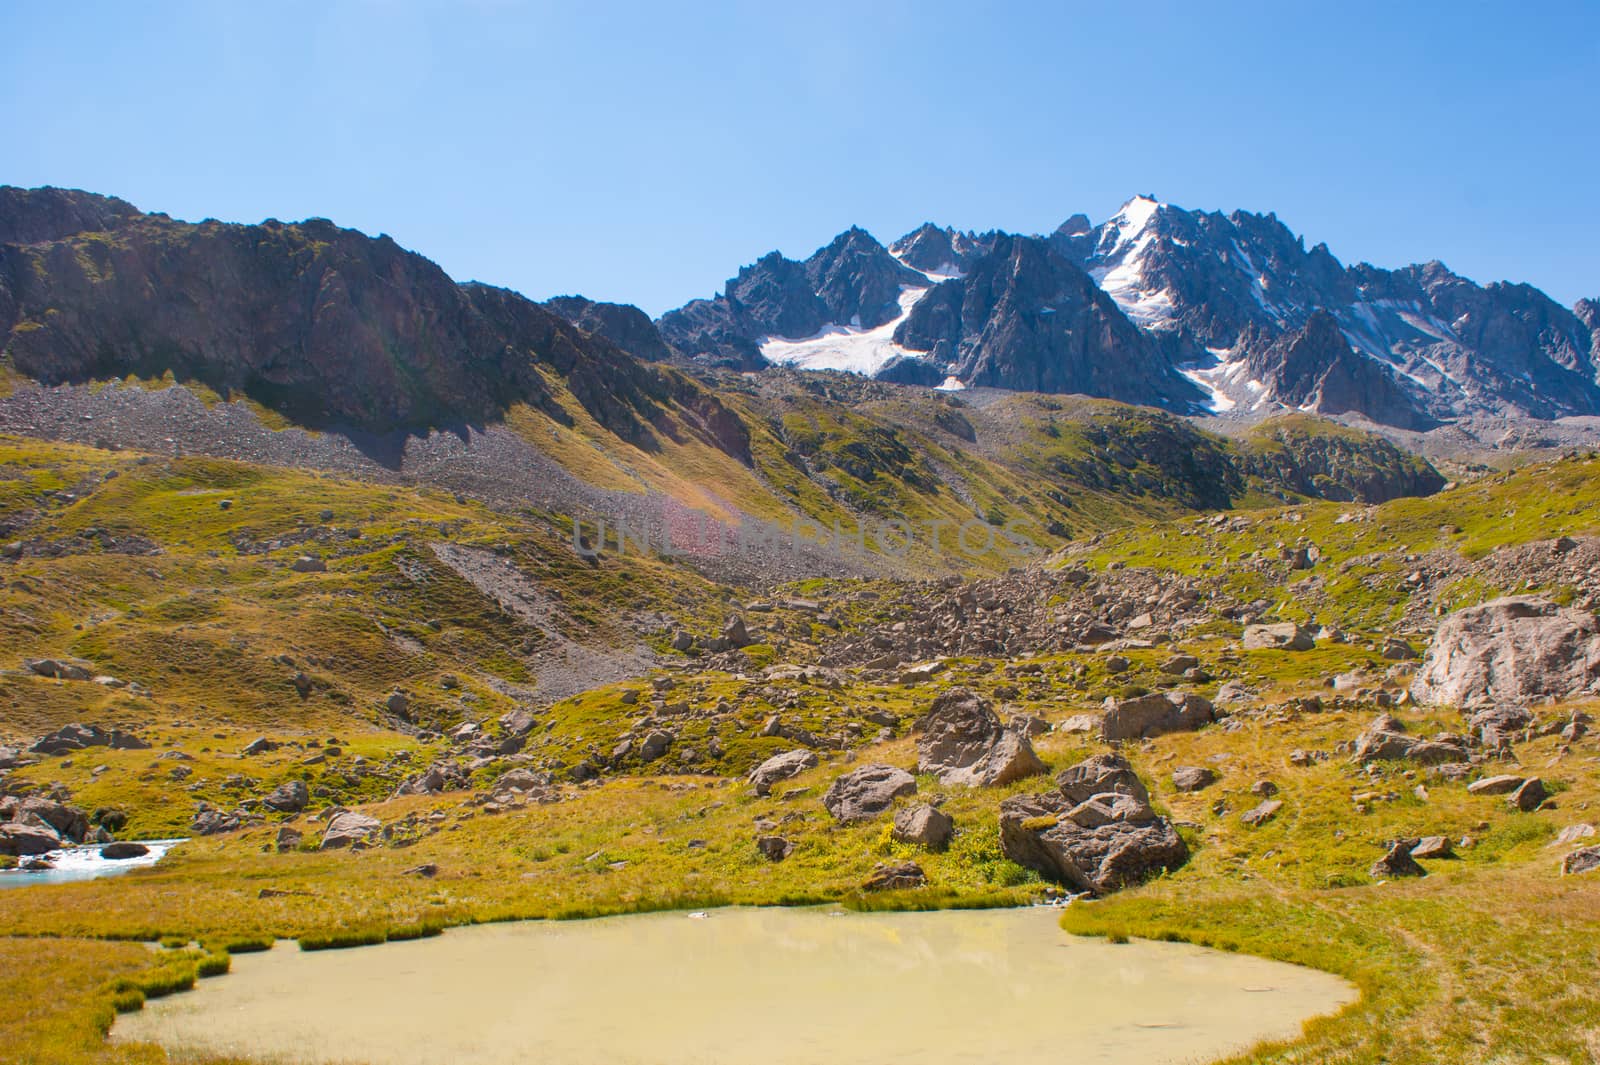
[298,927,389,951]
[211,934,274,954]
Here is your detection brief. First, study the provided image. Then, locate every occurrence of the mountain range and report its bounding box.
[652,196,1600,430]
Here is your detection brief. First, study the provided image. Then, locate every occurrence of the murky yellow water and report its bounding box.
[114,906,1356,1065]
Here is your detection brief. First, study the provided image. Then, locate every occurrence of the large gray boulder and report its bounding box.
[1101,691,1214,742]
[320,811,383,850]
[747,749,819,797]
[1242,623,1315,651]
[1056,753,1151,804]
[822,764,916,823]
[999,793,1187,895]
[262,780,309,814]
[2,796,91,843]
[914,688,1044,787]
[1411,597,1600,708]
[0,822,63,857]
[1000,753,1187,894]
[892,804,953,850]
[1351,714,1470,765]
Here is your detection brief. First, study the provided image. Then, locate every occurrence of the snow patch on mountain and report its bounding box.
[1087,196,1181,330]
[1178,347,1273,414]
[759,285,929,376]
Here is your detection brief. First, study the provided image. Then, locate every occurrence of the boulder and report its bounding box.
[1057,753,1150,804]
[1171,766,1217,793]
[242,737,281,756]
[291,555,327,573]
[262,780,309,814]
[722,616,752,649]
[392,762,469,798]
[320,811,382,850]
[1242,623,1315,651]
[638,731,673,763]
[892,804,953,850]
[1352,715,1469,765]
[1240,799,1283,827]
[28,722,108,755]
[0,822,62,857]
[822,764,917,823]
[1101,691,1214,742]
[1371,840,1427,878]
[999,791,1187,895]
[1468,706,1535,746]
[100,842,150,860]
[1563,846,1600,876]
[914,688,1044,787]
[7,797,91,843]
[756,836,794,862]
[862,860,927,891]
[1467,774,1525,796]
[747,749,819,797]
[1411,597,1600,708]
[275,826,304,852]
[191,809,245,835]
[1410,836,1454,860]
[24,658,94,681]
[493,768,553,792]
[1509,778,1548,812]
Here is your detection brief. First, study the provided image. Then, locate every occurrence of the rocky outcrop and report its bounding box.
[0,186,751,459]
[28,722,149,755]
[1411,597,1600,708]
[1239,415,1446,503]
[1243,312,1430,429]
[999,753,1187,894]
[914,688,1045,787]
[657,227,922,367]
[544,296,674,362]
[822,764,916,823]
[894,235,1203,409]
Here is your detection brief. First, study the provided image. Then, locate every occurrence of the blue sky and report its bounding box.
[5,1,1597,315]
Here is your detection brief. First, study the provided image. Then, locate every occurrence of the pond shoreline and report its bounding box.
[113,904,1358,1065]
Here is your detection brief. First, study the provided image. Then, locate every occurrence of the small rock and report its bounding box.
[1240,799,1283,827]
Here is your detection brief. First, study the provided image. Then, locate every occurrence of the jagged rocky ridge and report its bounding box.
[657,195,1600,429]
[0,187,749,462]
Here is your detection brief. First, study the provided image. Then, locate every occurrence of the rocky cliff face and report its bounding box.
[657,195,1600,429]
[1239,414,1446,503]
[544,295,674,362]
[656,228,923,370]
[0,187,749,460]
[895,235,1202,409]
[1243,311,1430,430]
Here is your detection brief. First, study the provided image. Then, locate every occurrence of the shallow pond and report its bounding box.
[0,839,184,890]
[115,905,1356,1065]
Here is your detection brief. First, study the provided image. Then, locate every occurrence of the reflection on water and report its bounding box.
[115,906,1356,1065]
[0,840,184,890]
